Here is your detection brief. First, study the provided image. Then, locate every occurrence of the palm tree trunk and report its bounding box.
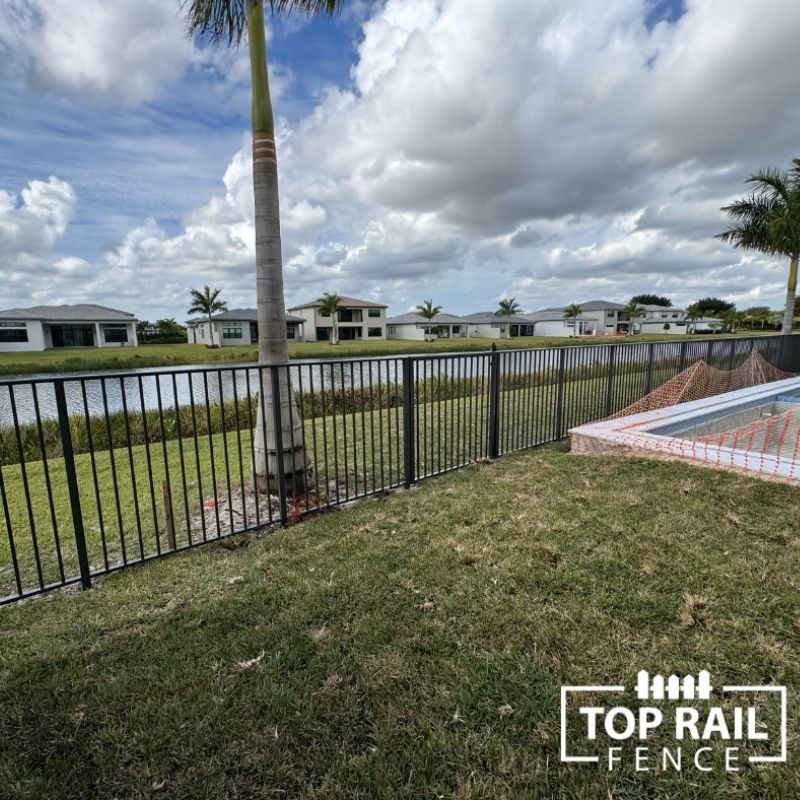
[331,317,338,345]
[247,0,306,495]
[781,256,798,335]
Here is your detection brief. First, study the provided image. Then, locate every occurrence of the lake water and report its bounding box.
[0,343,677,428]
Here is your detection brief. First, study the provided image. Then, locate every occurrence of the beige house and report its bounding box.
[288,296,387,342]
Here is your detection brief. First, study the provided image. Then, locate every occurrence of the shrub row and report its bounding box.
[1,359,661,466]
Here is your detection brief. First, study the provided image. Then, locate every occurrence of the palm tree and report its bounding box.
[717,159,800,335]
[685,302,702,334]
[562,303,583,335]
[188,286,227,347]
[496,297,521,338]
[622,299,644,336]
[184,0,342,493]
[317,292,342,344]
[416,299,442,340]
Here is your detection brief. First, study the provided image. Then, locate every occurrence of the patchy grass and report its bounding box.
[0,333,759,376]
[0,447,799,798]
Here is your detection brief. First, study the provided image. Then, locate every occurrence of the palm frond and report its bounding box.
[183,0,248,46]
[183,0,342,46]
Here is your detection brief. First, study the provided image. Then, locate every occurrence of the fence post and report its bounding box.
[554,348,566,439]
[678,339,687,373]
[269,366,288,524]
[706,338,714,365]
[54,381,91,590]
[402,357,415,488]
[488,344,501,459]
[645,342,655,394]
[728,337,737,370]
[605,346,616,416]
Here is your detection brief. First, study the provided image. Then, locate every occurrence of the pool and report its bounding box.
[569,377,800,483]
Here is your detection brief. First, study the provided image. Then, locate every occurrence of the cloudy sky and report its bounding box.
[1,0,798,321]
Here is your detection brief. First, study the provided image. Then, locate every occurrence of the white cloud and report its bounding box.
[17,0,190,103]
[4,0,800,319]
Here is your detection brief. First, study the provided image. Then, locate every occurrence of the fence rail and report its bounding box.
[1,334,798,604]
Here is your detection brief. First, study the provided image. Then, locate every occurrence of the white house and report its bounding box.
[186,309,305,346]
[288,296,387,342]
[522,300,628,337]
[386,312,468,340]
[0,304,138,352]
[632,306,723,335]
[461,312,536,338]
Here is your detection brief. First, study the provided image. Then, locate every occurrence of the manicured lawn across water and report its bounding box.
[0,333,762,376]
[1,446,799,798]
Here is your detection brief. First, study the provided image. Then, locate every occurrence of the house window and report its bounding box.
[338,309,362,323]
[103,324,128,343]
[387,326,397,336]
[368,308,381,318]
[672,312,679,318]
[607,311,615,317]
[368,327,382,337]
[222,323,242,339]
[287,325,296,339]
[660,312,668,318]
[0,321,28,343]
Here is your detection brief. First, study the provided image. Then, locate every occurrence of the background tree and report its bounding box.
[416,299,442,340]
[188,286,227,347]
[622,299,644,336]
[742,306,772,330]
[562,303,583,334]
[496,297,521,338]
[692,296,735,317]
[318,292,342,344]
[631,294,672,307]
[717,158,800,335]
[185,0,342,493]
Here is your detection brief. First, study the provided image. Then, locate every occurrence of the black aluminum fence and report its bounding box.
[1,334,798,604]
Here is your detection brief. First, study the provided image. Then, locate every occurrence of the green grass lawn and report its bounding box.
[1,446,799,799]
[0,332,766,376]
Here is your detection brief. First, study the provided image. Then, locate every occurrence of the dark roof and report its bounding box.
[462,311,532,325]
[288,295,387,310]
[386,312,466,325]
[0,303,135,322]
[186,309,305,324]
[577,300,626,311]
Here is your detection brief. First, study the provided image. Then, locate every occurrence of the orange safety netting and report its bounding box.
[610,350,796,419]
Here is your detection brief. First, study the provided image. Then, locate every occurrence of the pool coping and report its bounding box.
[568,376,800,482]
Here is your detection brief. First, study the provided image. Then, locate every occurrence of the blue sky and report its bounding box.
[1,0,798,322]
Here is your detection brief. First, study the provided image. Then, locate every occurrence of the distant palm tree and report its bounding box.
[318,292,342,344]
[416,299,442,340]
[622,299,644,336]
[685,303,702,334]
[562,303,583,335]
[184,0,342,492]
[717,158,800,335]
[496,297,522,338]
[188,286,227,347]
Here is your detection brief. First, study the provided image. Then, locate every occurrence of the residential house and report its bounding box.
[632,306,723,335]
[522,300,628,337]
[386,312,468,340]
[186,309,305,346]
[461,312,536,338]
[0,304,138,352]
[288,296,387,342]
